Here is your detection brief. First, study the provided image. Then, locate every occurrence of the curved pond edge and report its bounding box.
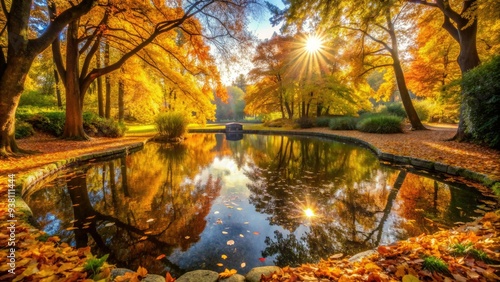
[9,129,499,281]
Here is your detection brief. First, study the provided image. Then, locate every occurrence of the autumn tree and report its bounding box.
[276,0,426,129]
[0,0,96,156]
[49,0,255,139]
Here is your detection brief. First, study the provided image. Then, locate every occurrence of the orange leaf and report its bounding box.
[137,266,148,277]
[165,272,176,282]
[156,254,166,260]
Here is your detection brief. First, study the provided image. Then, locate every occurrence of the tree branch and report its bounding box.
[1,0,8,17]
[29,0,96,55]
[358,64,393,77]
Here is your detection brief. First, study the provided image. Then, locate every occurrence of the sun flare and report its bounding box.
[304,208,315,218]
[305,35,323,53]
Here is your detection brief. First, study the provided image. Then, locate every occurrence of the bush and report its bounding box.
[413,100,431,122]
[379,102,407,119]
[315,116,332,127]
[19,90,57,107]
[295,117,315,129]
[328,117,359,130]
[27,111,65,136]
[15,120,35,139]
[264,118,294,128]
[155,112,188,139]
[462,55,500,149]
[356,115,403,133]
[83,112,125,138]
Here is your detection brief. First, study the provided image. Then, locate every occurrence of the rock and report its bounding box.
[176,270,219,282]
[219,273,246,282]
[143,274,166,282]
[348,250,378,262]
[245,266,281,282]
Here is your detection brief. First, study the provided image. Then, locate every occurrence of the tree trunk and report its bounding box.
[62,21,89,140]
[118,78,125,122]
[105,42,111,119]
[53,67,63,109]
[96,47,104,117]
[386,11,426,130]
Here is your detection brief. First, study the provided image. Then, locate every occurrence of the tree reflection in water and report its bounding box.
[25,134,496,274]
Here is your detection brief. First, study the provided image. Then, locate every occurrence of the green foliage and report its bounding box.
[356,115,403,133]
[84,254,109,279]
[19,109,124,138]
[315,116,332,127]
[83,112,126,138]
[328,117,359,130]
[36,234,50,242]
[155,112,188,138]
[15,120,35,139]
[295,117,315,129]
[450,242,473,256]
[422,256,451,276]
[19,90,57,107]
[462,56,500,149]
[378,102,407,118]
[27,111,65,136]
[493,182,500,197]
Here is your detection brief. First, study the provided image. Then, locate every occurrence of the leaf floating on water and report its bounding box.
[66,227,78,231]
[222,231,228,235]
[237,208,243,211]
[243,222,249,225]
[139,236,147,241]
[70,220,78,223]
[241,262,246,268]
[146,218,155,223]
[214,211,220,214]
[86,215,96,219]
[253,231,260,235]
[217,263,223,267]
[239,234,244,238]
[259,257,266,262]
[221,254,228,260]
[72,204,80,207]
[156,254,166,260]
[185,236,190,239]
[104,222,115,227]
[144,231,153,234]
[227,240,235,246]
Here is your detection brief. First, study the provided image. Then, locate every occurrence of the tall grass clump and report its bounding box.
[155,112,188,139]
[379,102,407,119]
[356,114,403,133]
[328,117,358,130]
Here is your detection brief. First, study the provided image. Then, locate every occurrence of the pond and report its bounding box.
[24,133,497,277]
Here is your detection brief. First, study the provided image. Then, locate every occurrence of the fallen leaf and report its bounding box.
[156,254,166,260]
[227,240,235,245]
[221,254,228,260]
[219,268,237,279]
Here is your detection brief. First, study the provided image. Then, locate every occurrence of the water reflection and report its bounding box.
[25,134,496,275]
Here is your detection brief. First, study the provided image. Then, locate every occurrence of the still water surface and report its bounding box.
[25,134,496,276]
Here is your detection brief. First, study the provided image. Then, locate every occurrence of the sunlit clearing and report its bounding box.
[304,208,315,218]
[305,36,323,53]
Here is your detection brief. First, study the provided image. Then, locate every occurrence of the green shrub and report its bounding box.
[83,112,125,138]
[19,90,57,107]
[356,115,403,133]
[155,112,188,138]
[462,55,500,149]
[295,117,315,129]
[315,116,332,127]
[27,111,65,136]
[15,120,35,139]
[328,117,358,130]
[379,102,407,119]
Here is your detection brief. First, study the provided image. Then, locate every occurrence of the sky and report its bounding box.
[217,0,285,85]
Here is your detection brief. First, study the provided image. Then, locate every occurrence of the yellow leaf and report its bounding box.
[221,254,228,260]
[58,263,76,272]
[217,263,224,267]
[402,274,420,282]
[219,268,237,279]
[166,272,176,282]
